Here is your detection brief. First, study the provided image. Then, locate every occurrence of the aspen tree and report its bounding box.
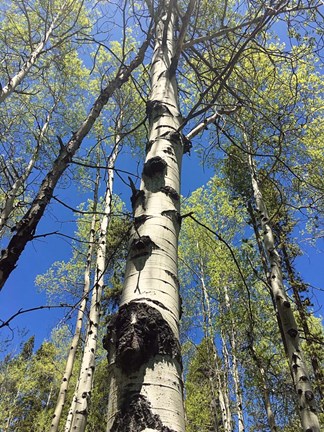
[246,202,279,432]
[0,0,76,103]
[0,38,150,291]
[275,221,324,404]
[49,167,100,432]
[0,106,54,236]
[197,243,233,432]
[103,1,195,430]
[68,123,122,432]
[223,285,245,432]
[247,147,321,432]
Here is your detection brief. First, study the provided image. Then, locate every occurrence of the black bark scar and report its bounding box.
[143,156,167,177]
[109,394,177,432]
[104,302,182,375]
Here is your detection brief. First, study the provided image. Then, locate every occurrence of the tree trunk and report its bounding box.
[0,37,149,291]
[219,337,233,432]
[69,130,121,432]
[246,203,279,432]
[64,379,79,432]
[248,341,278,432]
[280,240,324,404]
[103,2,193,429]
[197,246,232,432]
[50,167,100,432]
[247,151,320,432]
[223,285,245,432]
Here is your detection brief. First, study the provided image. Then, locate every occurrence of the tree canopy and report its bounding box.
[0,0,323,431]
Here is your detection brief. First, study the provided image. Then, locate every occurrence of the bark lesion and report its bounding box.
[160,186,180,201]
[161,209,182,227]
[104,302,182,375]
[146,99,178,121]
[143,156,167,177]
[129,235,159,261]
[109,394,177,432]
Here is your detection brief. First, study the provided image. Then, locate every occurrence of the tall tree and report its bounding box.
[248,149,320,431]
[69,117,123,432]
[49,167,100,432]
[103,1,195,429]
[0,36,150,291]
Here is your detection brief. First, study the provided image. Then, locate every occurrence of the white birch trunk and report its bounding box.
[103,2,191,430]
[0,109,52,235]
[247,151,320,432]
[69,132,120,432]
[220,336,233,432]
[0,1,69,103]
[50,169,100,432]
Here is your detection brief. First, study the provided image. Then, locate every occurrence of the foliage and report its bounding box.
[0,0,323,430]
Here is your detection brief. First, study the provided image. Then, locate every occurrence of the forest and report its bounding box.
[0,0,323,431]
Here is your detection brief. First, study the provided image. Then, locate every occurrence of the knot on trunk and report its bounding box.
[287,328,298,338]
[110,394,177,432]
[146,100,171,123]
[104,302,181,374]
[143,156,167,177]
[129,235,159,261]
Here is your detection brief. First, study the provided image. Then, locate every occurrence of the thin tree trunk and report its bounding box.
[197,246,232,432]
[0,0,69,103]
[103,2,194,429]
[0,37,150,291]
[220,337,233,432]
[69,127,121,432]
[223,286,245,432]
[280,241,324,404]
[247,149,320,432]
[50,167,100,432]
[248,341,278,432]
[65,379,79,432]
[246,202,279,432]
[46,386,53,409]
[0,108,53,235]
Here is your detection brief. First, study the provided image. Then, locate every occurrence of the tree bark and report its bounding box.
[223,285,245,432]
[69,123,121,432]
[247,150,320,432]
[280,240,324,404]
[103,2,194,430]
[49,167,100,432]
[219,337,233,432]
[246,203,279,432]
[0,37,150,291]
[197,245,232,432]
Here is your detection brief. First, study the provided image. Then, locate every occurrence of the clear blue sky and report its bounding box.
[0,11,323,358]
[1,143,323,358]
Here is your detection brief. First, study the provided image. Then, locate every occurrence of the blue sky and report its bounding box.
[0,141,323,358]
[0,4,323,359]
[0,146,215,355]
